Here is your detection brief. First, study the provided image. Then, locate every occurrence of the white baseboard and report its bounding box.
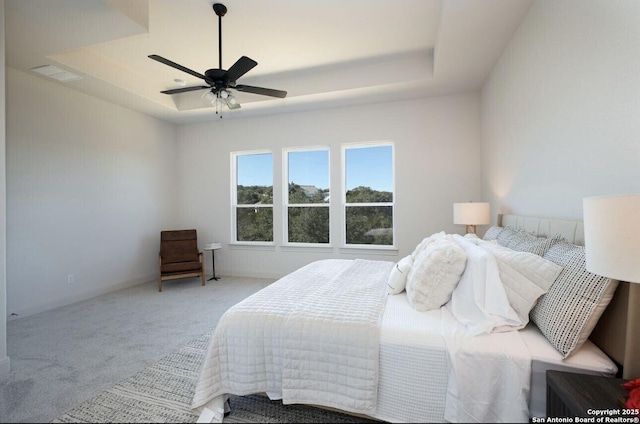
[7,274,155,321]
[0,356,10,374]
[214,268,284,280]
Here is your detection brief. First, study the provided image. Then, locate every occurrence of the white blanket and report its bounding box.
[441,306,531,423]
[191,259,392,422]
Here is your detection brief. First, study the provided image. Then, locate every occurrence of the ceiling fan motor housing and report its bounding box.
[205,69,227,87]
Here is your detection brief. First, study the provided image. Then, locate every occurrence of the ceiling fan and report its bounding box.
[149,3,287,114]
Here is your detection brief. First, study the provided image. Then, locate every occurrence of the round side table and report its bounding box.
[204,242,222,281]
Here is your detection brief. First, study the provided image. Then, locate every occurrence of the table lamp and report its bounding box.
[453,201,490,235]
[583,194,640,383]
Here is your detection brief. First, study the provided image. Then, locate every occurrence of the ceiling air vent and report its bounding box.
[30,65,82,83]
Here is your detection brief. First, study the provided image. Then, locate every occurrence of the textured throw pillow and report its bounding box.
[410,231,445,260]
[542,239,576,259]
[478,240,563,331]
[532,241,619,358]
[495,226,521,248]
[506,231,531,250]
[387,255,413,295]
[482,225,503,241]
[406,235,467,312]
[512,233,564,257]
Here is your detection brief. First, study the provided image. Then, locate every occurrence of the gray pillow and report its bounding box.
[531,241,619,358]
[482,225,503,241]
[512,233,563,257]
[496,226,521,247]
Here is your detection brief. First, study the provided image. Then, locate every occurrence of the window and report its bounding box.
[343,143,394,246]
[232,151,273,243]
[284,148,330,244]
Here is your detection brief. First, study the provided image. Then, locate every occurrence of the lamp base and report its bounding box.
[465,224,477,235]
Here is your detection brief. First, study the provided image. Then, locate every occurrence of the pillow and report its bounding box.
[410,231,445,261]
[495,226,521,248]
[447,235,521,335]
[482,225,503,241]
[387,255,413,295]
[506,230,534,247]
[542,238,577,259]
[406,235,467,312]
[532,241,619,358]
[478,240,563,331]
[512,233,563,257]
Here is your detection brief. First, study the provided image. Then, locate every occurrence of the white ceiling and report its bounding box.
[5,0,534,124]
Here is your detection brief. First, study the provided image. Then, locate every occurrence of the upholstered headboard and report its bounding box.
[498,214,639,379]
[499,214,585,245]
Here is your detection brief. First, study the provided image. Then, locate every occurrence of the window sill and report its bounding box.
[281,244,334,253]
[339,245,399,256]
[228,243,276,252]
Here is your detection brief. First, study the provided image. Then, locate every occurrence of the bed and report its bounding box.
[191,214,638,423]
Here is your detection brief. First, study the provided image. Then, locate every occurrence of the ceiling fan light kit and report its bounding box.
[149,2,287,118]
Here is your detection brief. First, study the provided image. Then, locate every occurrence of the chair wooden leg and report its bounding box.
[158,254,163,292]
[198,252,205,286]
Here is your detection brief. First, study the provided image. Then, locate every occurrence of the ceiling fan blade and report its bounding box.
[160,86,210,95]
[226,56,258,82]
[235,84,287,98]
[148,55,206,80]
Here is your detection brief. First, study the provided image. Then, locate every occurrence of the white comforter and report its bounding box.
[441,307,531,423]
[191,259,392,422]
[191,256,533,423]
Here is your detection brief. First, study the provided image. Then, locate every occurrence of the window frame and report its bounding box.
[341,141,396,250]
[231,149,275,245]
[282,146,331,247]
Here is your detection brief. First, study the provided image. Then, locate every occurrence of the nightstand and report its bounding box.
[546,370,628,418]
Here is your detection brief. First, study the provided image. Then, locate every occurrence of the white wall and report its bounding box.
[177,93,481,279]
[482,0,640,221]
[1,0,10,374]
[6,68,178,318]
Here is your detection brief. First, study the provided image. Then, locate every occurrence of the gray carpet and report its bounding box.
[1,276,274,423]
[2,276,381,423]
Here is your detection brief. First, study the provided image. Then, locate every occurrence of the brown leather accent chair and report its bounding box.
[158,229,205,292]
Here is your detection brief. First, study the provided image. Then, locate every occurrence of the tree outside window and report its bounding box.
[233,152,273,242]
[285,148,330,244]
[343,143,394,246]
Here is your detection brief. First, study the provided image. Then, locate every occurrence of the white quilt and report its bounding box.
[441,306,531,423]
[191,259,392,422]
[191,257,535,423]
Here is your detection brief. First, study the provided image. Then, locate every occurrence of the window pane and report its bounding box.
[345,145,393,203]
[346,206,393,245]
[236,207,273,242]
[288,183,329,204]
[345,186,392,203]
[288,207,330,243]
[237,153,273,205]
[288,150,329,204]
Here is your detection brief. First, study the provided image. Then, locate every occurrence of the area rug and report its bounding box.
[52,331,379,423]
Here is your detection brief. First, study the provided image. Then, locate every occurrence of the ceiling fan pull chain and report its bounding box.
[215,91,224,119]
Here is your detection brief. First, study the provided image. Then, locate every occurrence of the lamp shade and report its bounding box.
[583,194,640,283]
[453,202,490,225]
